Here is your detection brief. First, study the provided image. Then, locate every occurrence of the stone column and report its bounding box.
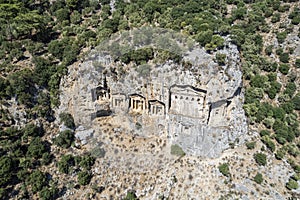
[131,98,134,109]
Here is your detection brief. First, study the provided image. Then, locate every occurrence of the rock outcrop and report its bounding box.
[58,28,248,158]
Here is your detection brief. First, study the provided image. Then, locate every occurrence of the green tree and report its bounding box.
[215,53,226,66]
[261,136,275,152]
[254,153,267,166]
[53,130,74,149]
[59,112,75,129]
[292,93,300,110]
[286,178,299,190]
[78,171,92,186]
[23,123,44,138]
[195,30,213,46]
[218,163,230,177]
[27,137,47,159]
[123,191,138,200]
[28,170,47,193]
[39,186,58,200]
[58,154,75,174]
[253,172,263,184]
[246,141,256,150]
[0,157,14,186]
[79,155,95,170]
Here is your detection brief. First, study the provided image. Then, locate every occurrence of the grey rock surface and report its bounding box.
[58,35,248,158]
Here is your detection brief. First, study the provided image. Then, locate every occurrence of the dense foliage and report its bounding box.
[0,0,299,198]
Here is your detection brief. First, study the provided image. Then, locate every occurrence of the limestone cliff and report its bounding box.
[58,29,248,158]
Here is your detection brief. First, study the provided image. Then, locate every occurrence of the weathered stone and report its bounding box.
[57,30,248,158]
[75,128,94,145]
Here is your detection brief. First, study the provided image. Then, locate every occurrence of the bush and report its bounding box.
[265,45,273,55]
[28,170,47,193]
[58,154,75,174]
[276,31,287,43]
[292,93,300,110]
[215,53,226,66]
[79,155,95,170]
[246,141,256,150]
[171,144,185,157]
[26,137,47,159]
[261,136,276,152]
[218,163,230,177]
[0,157,14,186]
[260,130,270,137]
[295,59,300,68]
[286,179,299,190]
[53,130,74,148]
[250,75,268,88]
[284,82,296,98]
[279,64,290,75]
[124,191,138,200]
[254,153,267,166]
[275,149,285,160]
[271,13,280,23]
[39,186,58,200]
[78,171,92,186]
[279,53,289,63]
[253,172,263,184]
[59,112,75,129]
[23,123,44,138]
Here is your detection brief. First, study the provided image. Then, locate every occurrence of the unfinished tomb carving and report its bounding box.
[111,93,126,110]
[149,100,165,116]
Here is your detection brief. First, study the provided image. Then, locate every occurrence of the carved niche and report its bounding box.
[92,85,110,104]
[111,93,126,109]
[148,100,165,116]
[129,94,146,113]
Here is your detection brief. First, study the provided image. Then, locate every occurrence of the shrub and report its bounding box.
[253,172,263,184]
[39,186,58,200]
[78,171,92,186]
[265,45,273,56]
[279,53,289,63]
[276,31,287,43]
[279,64,290,75]
[26,137,47,159]
[275,149,285,160]
[295,59,300,68]
[79,155,95,170]
[0,157,14,186]
[124,191,138,200]
[292,93,300,110]
[246,141,256,150]
[28,170,47,193]
[218,163,230,177]
[250,75,268,88]
[254,153,267,166]
[286,179,299,190]
[284,82,296,98]
[58,154,75,174]
[59,112,75,129]
[271,13,280,23]
[260,130,270,137]
[53,130,74,148]
[171,144,185,157]
[261,136,276,152]
[215,53,226,66]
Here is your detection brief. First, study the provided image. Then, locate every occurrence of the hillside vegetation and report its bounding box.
[0,0,299,199]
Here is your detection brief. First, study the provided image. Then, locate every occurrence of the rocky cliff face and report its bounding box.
[58,29,248,158]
